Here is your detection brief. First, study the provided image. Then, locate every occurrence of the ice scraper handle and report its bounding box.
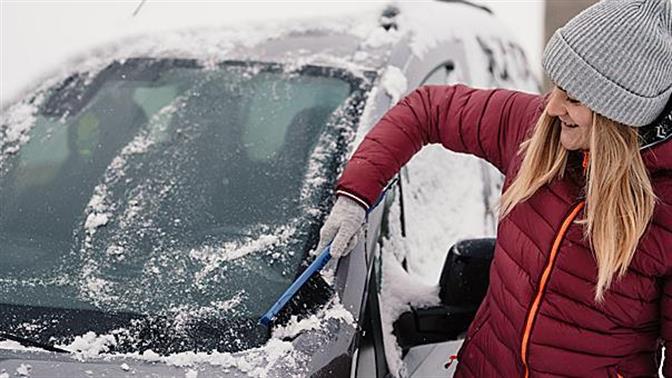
[258,244,333,326]
[258,176,398,326]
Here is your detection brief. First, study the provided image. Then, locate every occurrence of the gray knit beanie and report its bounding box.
[542,0,672,127]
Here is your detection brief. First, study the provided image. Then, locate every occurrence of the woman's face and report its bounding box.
[546,87,593,151]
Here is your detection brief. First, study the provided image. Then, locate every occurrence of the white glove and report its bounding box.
[315,195,367,258]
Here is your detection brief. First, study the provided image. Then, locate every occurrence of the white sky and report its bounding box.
[0,0,544,107]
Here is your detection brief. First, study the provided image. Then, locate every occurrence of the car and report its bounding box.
[0,1,538,377]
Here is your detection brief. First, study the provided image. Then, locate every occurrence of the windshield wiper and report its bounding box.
[0,332,69,353]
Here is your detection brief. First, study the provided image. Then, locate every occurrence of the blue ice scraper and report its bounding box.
[259,178,398,326]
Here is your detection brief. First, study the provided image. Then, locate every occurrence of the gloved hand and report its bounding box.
[315,195,367,258]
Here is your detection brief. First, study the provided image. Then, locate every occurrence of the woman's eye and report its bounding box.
[567,97,580,105]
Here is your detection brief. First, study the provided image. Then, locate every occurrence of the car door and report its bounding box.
[398,55,502,378]
[380,34,539,378]
[355,30,539,377]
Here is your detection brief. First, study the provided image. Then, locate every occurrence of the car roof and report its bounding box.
[108,1,497,71]
[221,30,391,74]
[4,1,503,108]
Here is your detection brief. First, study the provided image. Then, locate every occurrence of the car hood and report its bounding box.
[0,302,357,378]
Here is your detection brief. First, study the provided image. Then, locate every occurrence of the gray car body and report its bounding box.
[0,2,538,377]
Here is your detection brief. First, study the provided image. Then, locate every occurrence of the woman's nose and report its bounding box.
[546,92,567,117]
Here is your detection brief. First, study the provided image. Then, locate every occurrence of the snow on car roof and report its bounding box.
[0,8,393,167]
[2,0,507,166]
[2,0,505,106]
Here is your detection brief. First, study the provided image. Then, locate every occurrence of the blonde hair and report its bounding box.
[499,109,656,302]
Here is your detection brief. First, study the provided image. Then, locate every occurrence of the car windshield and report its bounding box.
[0,58,372,353]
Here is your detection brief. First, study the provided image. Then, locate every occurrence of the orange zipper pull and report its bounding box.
[582,150,590,175]
[444,354,458,368]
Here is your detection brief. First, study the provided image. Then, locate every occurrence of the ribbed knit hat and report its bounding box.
[542,0,672,127]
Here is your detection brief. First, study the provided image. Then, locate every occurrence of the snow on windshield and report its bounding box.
[0,56,373,375]
[60,62,362,319]
[0,93,46,171]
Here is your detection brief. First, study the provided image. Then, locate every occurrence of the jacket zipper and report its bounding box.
[520,200,585,378]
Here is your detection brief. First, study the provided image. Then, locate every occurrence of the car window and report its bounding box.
[400,60,499,280]
[0,58,373,354]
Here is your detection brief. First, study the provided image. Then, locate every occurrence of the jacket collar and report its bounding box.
[642,136,672,175]
[570,140,671,178]
[640,98,672,174]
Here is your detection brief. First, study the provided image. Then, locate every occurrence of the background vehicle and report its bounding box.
[0,2,538,377]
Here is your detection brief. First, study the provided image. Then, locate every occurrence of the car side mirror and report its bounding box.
[439,238,495,307]
[393,238,495,355]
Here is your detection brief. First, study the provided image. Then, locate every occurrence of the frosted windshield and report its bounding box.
[0,58,370,353]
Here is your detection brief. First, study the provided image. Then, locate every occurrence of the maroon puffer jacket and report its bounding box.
[336,85,672,377]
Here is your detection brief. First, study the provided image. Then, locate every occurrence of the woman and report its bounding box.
[316,0,672,376]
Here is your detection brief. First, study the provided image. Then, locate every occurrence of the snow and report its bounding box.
[0,340,40,352]
[362,24,403,49]
[105,245,125,260]
[3,2,391,104]
[380,65,408,106]
[189,225,297,284]
[3,6,386,107]
[0,11,386,168]
[84,187,113,236]
[58,331,117,359]
[2,1,544,105]
[15,364,31,377]
[399,147,501,283]
[116,338,302,378]
[0,103,36,146]
[392,2,539,93]
[300,97,362,205]
[83,213,110,231]
[167,294,246,332]
[392,3,496,59]
[378,199,442,377]
[80,99,182,248]
[271,299,354,340]
[392,1,543,78]
[39,296,354,377]
[73,99,186,305]
[0,93,45,170]
[185,369,199,378]
[0,372,8,378]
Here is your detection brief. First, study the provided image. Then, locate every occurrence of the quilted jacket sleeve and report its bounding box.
[335,84,544,208]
